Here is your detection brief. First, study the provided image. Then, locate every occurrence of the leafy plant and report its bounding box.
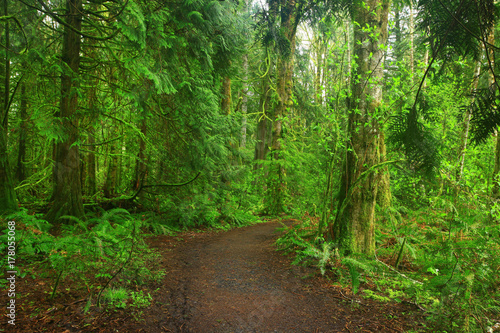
[102,288,129,309]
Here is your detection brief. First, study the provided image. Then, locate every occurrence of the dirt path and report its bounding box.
[132,221,424,332]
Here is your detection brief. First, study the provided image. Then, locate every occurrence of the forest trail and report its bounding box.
[131,221,422,333]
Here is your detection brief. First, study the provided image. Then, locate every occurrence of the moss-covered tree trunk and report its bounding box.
[377,132,391,210]
[487,30,500,198]
[0,0,17,214]
[0,128,17,213]
[104,126,119,198]
[457,59,481,182]
[132,117,147,192]
[254,49,273,170]
[16,82,28,182]
[85,125,97,196]
[331,0,390,255]
[267,0,299,214]
[241,53,248,148]
[83,34,99,197]
[45,0,84,222]
[314,36,326,106]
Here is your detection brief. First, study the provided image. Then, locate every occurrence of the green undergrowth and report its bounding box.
[276,203,500,333]
[0,208,170,311]
[0,205,262,313]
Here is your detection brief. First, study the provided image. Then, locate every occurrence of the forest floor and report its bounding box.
[2,219,428,332]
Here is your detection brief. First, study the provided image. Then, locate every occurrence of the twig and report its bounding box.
[375,251,423,285]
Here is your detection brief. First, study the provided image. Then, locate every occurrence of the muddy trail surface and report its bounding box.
[129,221,424,333]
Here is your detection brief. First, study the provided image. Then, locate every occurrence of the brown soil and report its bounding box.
[1,220,427,332]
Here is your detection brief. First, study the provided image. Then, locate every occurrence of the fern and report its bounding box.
[417,0,495,61]
[59,215,88,232]
[466,85,500,145]
[388,105,441,175]
[342,257,378,295]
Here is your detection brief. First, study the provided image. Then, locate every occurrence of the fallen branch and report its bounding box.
[375,251,423,286]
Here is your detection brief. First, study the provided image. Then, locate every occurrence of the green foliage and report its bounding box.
[102,288,129,309]
[1,208,166,305]
[130,290,153,308]
[467,86,500,145]
[277,188,500,331]
[417,0,496,61]
[388,105,441,176]
[4,0,500,331]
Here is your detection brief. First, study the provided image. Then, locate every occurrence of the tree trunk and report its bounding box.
[409,1,415,80]
[254,50,273,170]
[457,59,481,182]
[377,132,391,209]
[45,0,84,222]
[314,37,324,106]
[104,135,118,198]
[487,30,500,197]
[16,82,28,182]
[241,54,248,148]
[394,8,402,60]
[132,117,147,191]
[0,129,17,213]
[268,1,299,214]
[83,33,99,197]
[85,126,97,196]
[0,0,17,213]
[332,0,391,255]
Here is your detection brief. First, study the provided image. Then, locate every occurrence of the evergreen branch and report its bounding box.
[80,135,122,147]
[128,172,202,202]
[86,0,129,23]
[36,0,120,41]
[0,15,29,54]
[14,167,52,191]
[2,75,24,128]
[141,172,202,189]
[435,0,499,51]
[413,0,465,112]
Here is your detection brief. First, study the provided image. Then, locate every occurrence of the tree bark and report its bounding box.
[132,117,147,191]
[377,132,391,209]
[254,49,273,170]
[104,134,118,198]
[267,0,299,214]
[45,0,85,222]
[409,1,415,80]
[241,54,248,148]
[332,0,391,255]
[16,78,28,183]
[481,29,500,197]
[314,36,325,106]
[457,59,481,182]
[85,125,97,196]
[0,0,17,213]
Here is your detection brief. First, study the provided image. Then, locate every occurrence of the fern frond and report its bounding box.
[417,0,496,61]
[467,85,500,145]
[388,106,441,175]
[59,215,88,232]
